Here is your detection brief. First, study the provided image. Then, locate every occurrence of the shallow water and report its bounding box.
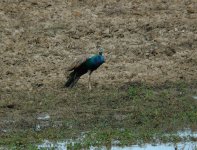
[37,113,50,120]
[111,142,197,150]
[38,141,197,150]
[193,96,197,100]
[38,129,197,150]
[177,129,197,138]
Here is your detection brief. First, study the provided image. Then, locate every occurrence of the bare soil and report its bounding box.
[0,0,197,91]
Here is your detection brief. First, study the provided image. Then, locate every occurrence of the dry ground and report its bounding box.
[0,0,197,91]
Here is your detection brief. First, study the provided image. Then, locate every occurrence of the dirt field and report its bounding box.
[0,0,197,148]
[0,0,197,91]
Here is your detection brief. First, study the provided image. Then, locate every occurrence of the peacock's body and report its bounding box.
[65,48,105,89]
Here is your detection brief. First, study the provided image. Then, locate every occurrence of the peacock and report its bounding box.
[65,47,105,90]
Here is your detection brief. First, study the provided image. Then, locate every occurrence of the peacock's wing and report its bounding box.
[67,54,92,71]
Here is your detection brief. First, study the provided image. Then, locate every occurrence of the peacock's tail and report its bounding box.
[65,71,80,88]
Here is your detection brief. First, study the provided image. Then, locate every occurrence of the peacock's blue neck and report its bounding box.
[85,54,105,70]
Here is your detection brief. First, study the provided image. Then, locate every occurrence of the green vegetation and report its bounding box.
[0,81,197,148]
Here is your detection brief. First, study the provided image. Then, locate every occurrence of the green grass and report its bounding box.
[0,81,197,148]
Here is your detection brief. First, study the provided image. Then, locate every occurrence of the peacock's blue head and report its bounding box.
[99,47,104,55]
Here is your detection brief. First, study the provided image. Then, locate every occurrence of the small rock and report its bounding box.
[37,113,50,120]
[35,124,41,131]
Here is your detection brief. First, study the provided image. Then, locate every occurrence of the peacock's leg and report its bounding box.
[88,71,92,90]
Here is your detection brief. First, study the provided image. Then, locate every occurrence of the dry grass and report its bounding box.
[0,0,197,91]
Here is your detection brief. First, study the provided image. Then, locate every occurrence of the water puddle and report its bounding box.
[177,129,197,138]
[193,96,197,100]
[111,142,197,150]
[37,113,50,120]
[35,113,50,131]
[38,141,197,150]
[38,129,197,150]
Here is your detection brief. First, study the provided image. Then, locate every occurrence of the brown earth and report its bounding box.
[0,0,197,91]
